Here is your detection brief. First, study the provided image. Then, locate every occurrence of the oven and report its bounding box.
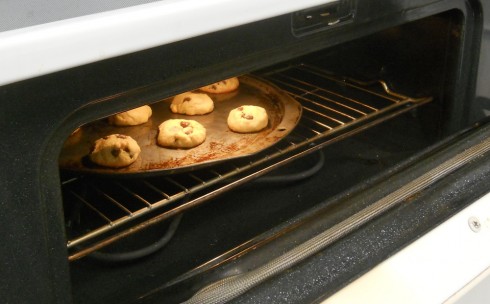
[1,0,490,303]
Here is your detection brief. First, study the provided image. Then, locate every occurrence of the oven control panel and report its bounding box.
[291,0,356,36]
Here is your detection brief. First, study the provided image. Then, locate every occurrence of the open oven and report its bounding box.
[1,0,490,303]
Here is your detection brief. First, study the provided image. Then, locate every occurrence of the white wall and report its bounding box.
[476,1,490,99]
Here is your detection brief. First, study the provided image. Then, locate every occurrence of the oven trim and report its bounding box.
[0,0,335,87]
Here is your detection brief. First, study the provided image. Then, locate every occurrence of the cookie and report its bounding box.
[200,77,239,94]
[227,105,268,133]
[157,119,206,149]
[89,134,141,168]
[108,105,152,126]
[63,127,82,147]
[170,92,214,115]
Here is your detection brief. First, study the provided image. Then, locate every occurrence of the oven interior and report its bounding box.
[58,8,482,304]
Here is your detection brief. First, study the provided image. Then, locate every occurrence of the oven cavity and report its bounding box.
[62,62,432,261]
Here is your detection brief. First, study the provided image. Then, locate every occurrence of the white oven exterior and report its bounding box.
[0,0,333,86]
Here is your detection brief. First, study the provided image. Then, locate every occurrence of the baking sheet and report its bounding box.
[59,75,302,176]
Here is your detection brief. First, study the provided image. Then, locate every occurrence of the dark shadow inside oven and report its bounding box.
[60,9,471,304]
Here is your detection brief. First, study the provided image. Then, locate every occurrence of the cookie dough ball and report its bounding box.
[108,105,152,126]
[89,134,141,168]
[170,92,214,115]
[200,77,240,94]
[227,105,268,133]
[157,119,206,148]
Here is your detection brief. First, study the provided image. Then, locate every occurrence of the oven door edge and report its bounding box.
[139,119,490,304]
[323,191,490,304]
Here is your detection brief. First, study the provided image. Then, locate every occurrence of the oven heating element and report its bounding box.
[62,63,432,261]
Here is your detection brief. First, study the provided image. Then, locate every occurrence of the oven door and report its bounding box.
[134,117,490,304]
[324,193,490,304]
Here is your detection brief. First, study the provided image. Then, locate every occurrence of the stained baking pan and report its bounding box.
[59,76,302,176]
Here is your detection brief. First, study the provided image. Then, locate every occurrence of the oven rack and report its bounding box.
[62,63,432,261]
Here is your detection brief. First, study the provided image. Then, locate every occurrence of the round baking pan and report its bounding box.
[59,75,302,177]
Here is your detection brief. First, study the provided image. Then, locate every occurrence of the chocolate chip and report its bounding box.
[116,134,127,139]
[180,121,190,128]
[241,113,253,120]
[111,148,121,157]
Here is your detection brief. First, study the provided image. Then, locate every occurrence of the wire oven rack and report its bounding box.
[62,63,432,261]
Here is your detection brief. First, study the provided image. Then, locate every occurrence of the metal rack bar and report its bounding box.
[273,74,376,114]
[114,182,152,208]
[90,184,133,216]
[298,64,403,103]
[69,191,112,225]
[142,180,171,199]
